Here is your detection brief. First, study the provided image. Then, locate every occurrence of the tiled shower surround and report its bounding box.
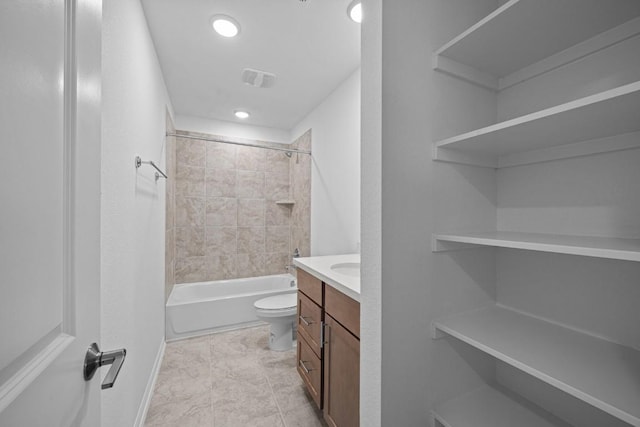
[165,111,176,300]
[170,129,311,284]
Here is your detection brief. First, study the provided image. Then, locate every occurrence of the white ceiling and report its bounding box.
[141,0,361,131]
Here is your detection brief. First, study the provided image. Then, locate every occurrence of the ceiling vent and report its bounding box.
[241,68,277,88]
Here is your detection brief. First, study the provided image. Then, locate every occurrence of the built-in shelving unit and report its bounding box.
[433,0,640,90]
[433,384,570,427]
[433,82,640,168]
[432,306,640,426]
[432,231,640,262]
[429,1,640,426]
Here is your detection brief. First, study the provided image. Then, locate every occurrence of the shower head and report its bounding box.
[285,151,292,158]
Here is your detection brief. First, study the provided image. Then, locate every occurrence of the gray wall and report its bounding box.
[360,0,382,424]
[102,0,172,424]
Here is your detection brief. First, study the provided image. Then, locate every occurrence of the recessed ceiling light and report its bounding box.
[347,1,362,23]
[211,15,240,37]
[234,110,250,119]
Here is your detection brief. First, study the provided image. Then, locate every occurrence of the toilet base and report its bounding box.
[268,320,295,351]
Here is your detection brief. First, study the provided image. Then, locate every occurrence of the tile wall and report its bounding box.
[290,129,312,258]
[171,130,311,284]
[165,111,176,300]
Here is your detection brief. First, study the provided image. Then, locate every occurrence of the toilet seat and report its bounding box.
[254,293,297,310]
[254,293,297,318]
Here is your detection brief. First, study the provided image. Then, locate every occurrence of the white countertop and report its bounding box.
[293,254,361,302]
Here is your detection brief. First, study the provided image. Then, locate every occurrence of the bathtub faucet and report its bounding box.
[286,248,301,273]
[285,264,297,273]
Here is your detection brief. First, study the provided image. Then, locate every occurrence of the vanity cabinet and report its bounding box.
[296,268,360,427]
[323,299,360,427]
[297,266,322,305]
[296,269,324,409]
[297,331,322,408]
[298,291,323,355]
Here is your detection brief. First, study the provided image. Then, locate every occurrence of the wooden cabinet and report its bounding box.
[296,268,360,426]
[323,314,359,427]
[297,331,322,408]
[298,291,323,355]
[297,268,322,305]
[325,284,360,338]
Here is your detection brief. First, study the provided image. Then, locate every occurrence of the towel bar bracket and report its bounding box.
[135,155,167,180]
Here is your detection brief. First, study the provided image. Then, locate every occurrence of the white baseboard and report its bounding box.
[133,339,166,427]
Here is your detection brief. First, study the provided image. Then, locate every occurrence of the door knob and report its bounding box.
[84,343,127,389]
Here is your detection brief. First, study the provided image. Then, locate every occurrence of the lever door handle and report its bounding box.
[84,343,127,389]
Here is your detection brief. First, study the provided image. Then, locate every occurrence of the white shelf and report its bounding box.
[433,81,640,167]
[433,305,640,426]
[434,0,640,81]
[431,1,640,425]
[432,384,569,427]
[432,231,640,262]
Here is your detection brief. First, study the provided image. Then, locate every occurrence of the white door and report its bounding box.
[0,0,103,425]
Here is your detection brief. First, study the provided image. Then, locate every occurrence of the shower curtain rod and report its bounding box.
[166,132,311,155]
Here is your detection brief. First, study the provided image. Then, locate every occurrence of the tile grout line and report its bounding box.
[265,373,288,427]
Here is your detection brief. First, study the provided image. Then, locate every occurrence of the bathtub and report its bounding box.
[166,274,297,341]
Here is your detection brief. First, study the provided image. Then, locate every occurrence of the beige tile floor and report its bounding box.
[144,325,327,427]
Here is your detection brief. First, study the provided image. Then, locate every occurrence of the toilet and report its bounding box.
[254,293,298,351]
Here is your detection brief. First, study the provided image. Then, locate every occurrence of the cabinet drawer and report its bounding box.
[325,285,360,339]
[297,268,322,305]
[298,291,323,357]
[297,334,322,409]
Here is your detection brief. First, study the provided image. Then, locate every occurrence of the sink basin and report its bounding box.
[330,262,360,277]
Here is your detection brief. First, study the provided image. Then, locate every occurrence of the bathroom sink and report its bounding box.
[330,262,360,277]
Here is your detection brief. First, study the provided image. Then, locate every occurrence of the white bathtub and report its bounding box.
[166,274,297,341]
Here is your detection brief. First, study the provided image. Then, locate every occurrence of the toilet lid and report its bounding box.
[254,293,297,310]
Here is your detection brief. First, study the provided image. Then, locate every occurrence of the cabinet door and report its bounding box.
[323,315,360,427]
